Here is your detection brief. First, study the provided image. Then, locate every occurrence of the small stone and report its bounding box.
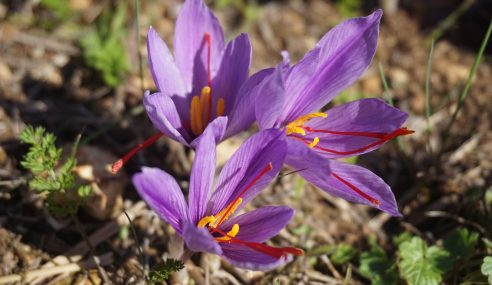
[390,67,409,87]
[0,59,12,82]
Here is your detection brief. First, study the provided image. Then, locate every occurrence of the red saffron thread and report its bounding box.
[291,128,413,155]
[204,32,212,87]
[211,227,304,259]
[111,132,164,174]
[203,32,212,123]
[332,172,380,206]
[303,127,387,138]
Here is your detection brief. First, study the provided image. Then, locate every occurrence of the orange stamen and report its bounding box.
[216,98,225,117]
[215,163,273,227]
[111,132,163,174]
[332,172,380,206]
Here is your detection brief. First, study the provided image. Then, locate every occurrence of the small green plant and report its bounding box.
[334,0,362,17]
[39,0,72,22]
[81,3,130,87]
[331,244,357,265]
[148,258,185,284]
[481,256,492,284]
[399,236,452,285]
[359,238,398,285]
[358,229,489,285]
[20,125,91,215]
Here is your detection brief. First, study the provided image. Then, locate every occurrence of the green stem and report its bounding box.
[442,20,492,148]
[123,210,147,281]
[425,39,435,133]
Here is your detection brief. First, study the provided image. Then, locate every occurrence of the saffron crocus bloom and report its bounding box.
[112,0,268,173]
[133,127,303,270]
[254,10,412,216]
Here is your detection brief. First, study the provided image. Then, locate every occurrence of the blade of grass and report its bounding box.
[378,63,406,153]
[427,0,476,44]
[124,210,147,281]
[378,63,394,106]
[443,20,492,148]
[425,39,435,133]
[135,0,144,93]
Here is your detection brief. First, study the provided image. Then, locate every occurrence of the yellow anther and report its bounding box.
[201,86,211,96]
[197,215,216,228]
[286,126,306,136]
[190,96,203,136]
[211,198,243,227]
[200,87,211,123]
[215,224,239,242]
[308,137,320,148]
[216,98,225,117]
[285,112,327,136]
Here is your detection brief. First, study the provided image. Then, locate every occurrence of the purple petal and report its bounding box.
[224,68,274,138]
[132,167,189,234]
[183,222,222,254]
[308,159,400,216]
[221,244,292,271]
[211,33,251,119]
[283,10,383,122]
[143,91,191,145]
[220,206,294,243]
[188,116,224,224]
[302,98,408,158]
[190,116,228,147]
[254,66,287,129]
[146,27,186,97]
[174,0,225,90]
[208,129,286,215]
[285,139,332,188]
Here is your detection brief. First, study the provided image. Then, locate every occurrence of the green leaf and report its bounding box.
[394,231,413,246]
[443,228,478,263]
[331,244,356,265]
[359,242,398,285]
[77,185,92,197]
[399,237,452,285]
[481,256,492,284]
[148,259,185,284]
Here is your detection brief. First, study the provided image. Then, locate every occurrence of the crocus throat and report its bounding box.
[197,163,273,235]
[189,33,225,136]
[194,162,303,259]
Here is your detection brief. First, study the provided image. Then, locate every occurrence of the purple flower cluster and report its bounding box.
[118,0,413,271]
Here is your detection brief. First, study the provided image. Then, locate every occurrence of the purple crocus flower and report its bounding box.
[113,0,269,173]
[133,123,303,270]
[253,10,413,216]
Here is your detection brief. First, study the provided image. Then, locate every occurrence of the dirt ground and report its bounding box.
[0,0,491,284]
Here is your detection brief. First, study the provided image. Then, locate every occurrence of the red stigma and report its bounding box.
[111,132,163,174]
[291,128,414,156]
[215,163,273,226]
[204,32,212,87]
[210,227,304,259]
[332,172,380,206]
